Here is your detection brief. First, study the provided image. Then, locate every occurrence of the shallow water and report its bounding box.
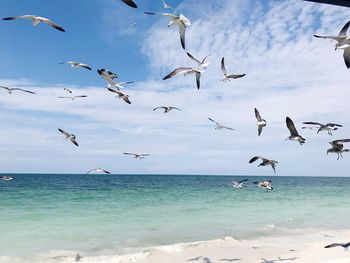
[1,174,350,260]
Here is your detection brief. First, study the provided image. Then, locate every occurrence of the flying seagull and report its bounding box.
[0,86,36,95]
[64,88,73,94]
[97,69,118,87]
[327,139,350,160]
[123,152,150,159]
[58,61,92,70]
[302,122,342,135]
[144,12,191,49]
[325,242,350,249]
[255,108,267,136]
[2,15,65,32]
[58,95,88,101]
[249,156,278,174]
[161,0,174,10]
[232,179,248,188]
[220,57,245,82]
[163,67,203,89]
[121,0,137,8]
[107,88,131,104]
[286,117,305,145]
[86,168,111,174]
[108,81,135,90]
[314,20,350,68]
[208,117,235,131]
[253,180,273,191]
[1,176,14,181]
[58,128,79,146]
[153,106,182,113]
[186,52,214,69]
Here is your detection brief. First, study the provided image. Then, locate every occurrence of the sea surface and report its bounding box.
[1,174,350,261]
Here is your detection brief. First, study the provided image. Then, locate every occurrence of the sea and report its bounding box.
[1,174,350,262]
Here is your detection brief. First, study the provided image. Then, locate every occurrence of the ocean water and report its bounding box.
[1,174,350,261]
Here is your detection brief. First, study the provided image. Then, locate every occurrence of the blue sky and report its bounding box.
[1,0,350,176]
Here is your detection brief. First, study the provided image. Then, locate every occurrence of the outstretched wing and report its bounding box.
[302,121,323,127]
[208,117,220,126]
[195,71,201,90]
[186,52,201,65]
[227,74,246,79]
[325,243,342,248]
[249,156,261,163]
[162,67,193,80]
[41,17,65,32]
[255,108,262,121]
[221,57,227,75]
[58,128,70,138]
[339,20,350,36]
[238,179,248,184]
[153,106,167,111]
[13,88,36,94]
[313,34,343,41]
[121,0,138,8]
[286,117,299,137]
[326,123,343,127]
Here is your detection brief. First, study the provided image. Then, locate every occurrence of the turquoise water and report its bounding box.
[1,174,350,260]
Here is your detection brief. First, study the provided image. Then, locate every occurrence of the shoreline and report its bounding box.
[2,229,350,263]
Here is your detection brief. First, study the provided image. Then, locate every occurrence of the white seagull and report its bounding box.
[86,168,111,175]
[249,156,278,174]
[58,95,88,101]
[314,20,350,68]
[64,88,73,94]
[58,128,79,147]
[286,117,305,145]
[0,86,36,95]
[107,88,131,104]
[255,108,267,136]
[302,122,342,135]
[153,106,182,113]
[161,0,174,10]
[221,57,245,82]
[58,61,92,70]
[123,152,150,159]
[163,67,203,89]
[97,69,118,87]
[232,179,248,188]
[1,176,14,181]
[2,15,65,32]
[208,117,235,131]
[144,12,191,49]
[254,180,273,191]
[327,139,350,160]
[121,0,137,8]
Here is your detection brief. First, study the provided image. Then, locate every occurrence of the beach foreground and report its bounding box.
[2,229,349,263]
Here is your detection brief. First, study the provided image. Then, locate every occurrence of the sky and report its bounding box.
[1,0,350,176]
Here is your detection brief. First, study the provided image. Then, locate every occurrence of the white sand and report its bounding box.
[2,229,350,263]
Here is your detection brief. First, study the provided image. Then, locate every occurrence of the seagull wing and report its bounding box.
[339,20,350,36]
[302,122,323,127]
[313,34,343,41]
[87,168,111,174]
[70,137,79,146]
[123,96,131,104]
[107,87,122,95]
[258,125,263,136]
[195,71,201,89]
[170,107,182,111]
[123,152,135,155]
[153,106,167,111]
[0,86,10,91]
[179,21,186,49]
[187,52,201,65]
[121,0,138,8]
[227,74,246,79]
[64,88,72,93]
[201,51,216,64]
[208,117,220,126]
[221,57,227,75]
[118,81,135,85]
[12,88,36,94]
[2,15,35,21]
[222,126,235,131]
[326,123,343,127]
[78,64,92,70]
[144,12,178,18]
[58,128,70,138]
[74,95,88,99]
[325,243,343,248]
[249,156,261,163]
[140,154,150,157]
[162,67,193,80]
[333,139,350,145]
[286,117,299,137]
[40,17,65,32]
[58,96,72,99]
[238,179,248,184]
[343,47,350,69]
[271,163,276,174]
[254,108,262,121]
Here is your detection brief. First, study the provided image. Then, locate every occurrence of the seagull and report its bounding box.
[97,69,118,87]
[232,179,248,188]
[208,117,235,131]
[0,86,36,95]
[327,139,350,160]
[121,0,137,8]
[1,176,14,181]
[144,12,191,49]
[107,88,131,104]
[325,242,350,249]
[314,20,350,68]
[163,67,203,89]
[58,95,88,100]
[2,15,65,32]
[255,108,267,136]
[186,52,214,69]
[249,156,278,174]
[302,122,342,135]
[58,61,92,70]
[64,88,73,94]
[286,117,305,145]
[253,180,273,191]
[161,0,174,10]
[86,168,111,174]
[123,152,150,159]
[220,57,245,82]
[153,106,182,113]
[58,128,79,146]
[108,81,135,90]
